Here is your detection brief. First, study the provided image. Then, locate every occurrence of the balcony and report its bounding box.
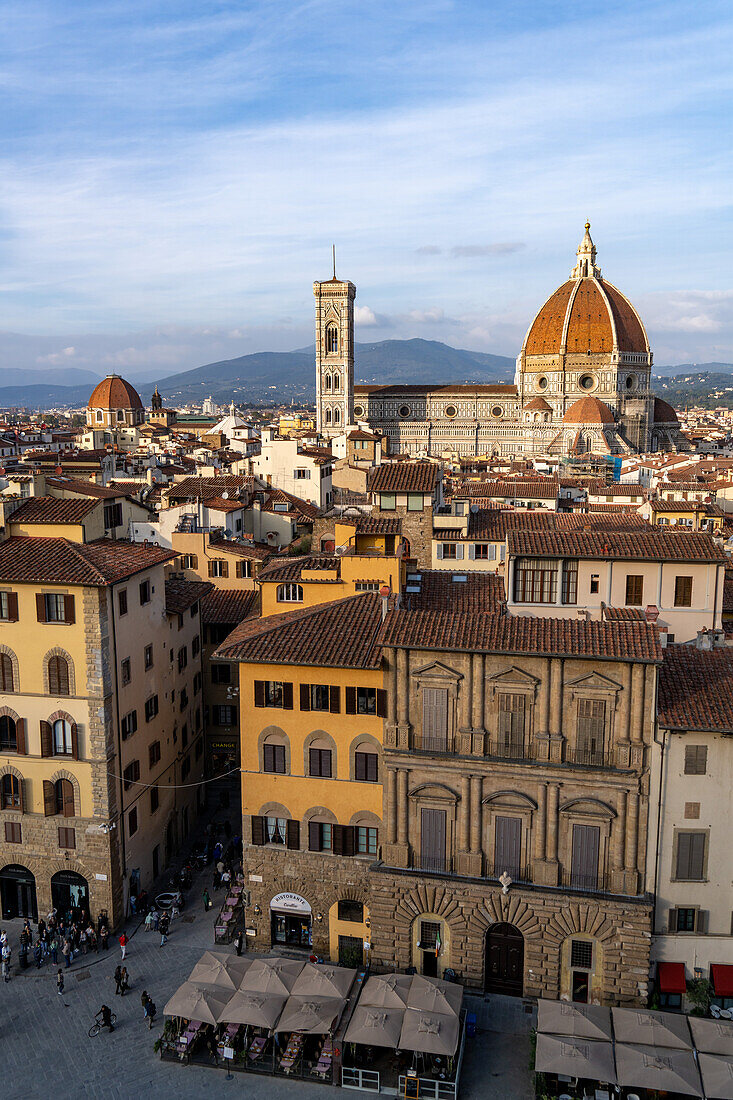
[411,855,452,875]
[560,868,609,894]
[410,733,455,755]
[563,746,612,768]
[486,739,534,762]
[485,863,533,884]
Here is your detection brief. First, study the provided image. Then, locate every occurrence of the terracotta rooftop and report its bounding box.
[368,462,439,495]
[603,606,647,621]
[164,576,212,615]
[8,496,99,525]
[45,476,136,500]
[167,476,253,503]
[215,592,383,669]
[201,587,258,625]
[260,487,320,522]
[403,570,505,614]
[378,609,661,663]
[207,535,272,560]
[723,570,733,614]
[434,508,648,543]
[87,374,143,411]
[257,554,342,584]
[507,528,726,563]
[658,645,733,731]
[453,479,558,500]
[0,536,175,586]
[353,516,402,535]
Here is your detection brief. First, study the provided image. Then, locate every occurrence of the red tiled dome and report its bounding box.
[523,397,553,411]
[87,375,143,411]
[524,278,648,356]
[562,396,615,426]
[653,397,680,424]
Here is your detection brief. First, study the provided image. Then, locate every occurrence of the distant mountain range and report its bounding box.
[1,339,733,410]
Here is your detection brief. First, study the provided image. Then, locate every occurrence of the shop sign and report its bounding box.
[270,891,311,915]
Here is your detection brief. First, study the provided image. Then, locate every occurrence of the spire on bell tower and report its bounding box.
[571,221,601,279]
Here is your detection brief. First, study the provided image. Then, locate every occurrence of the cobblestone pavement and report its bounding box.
[0,791,534,1099]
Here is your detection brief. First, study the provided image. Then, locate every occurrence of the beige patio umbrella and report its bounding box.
[276,995,346,1034]
[689,1015,733,1055]
[399,1008,460,1057]
[537,1000,612,1041]
[188,951,252,990]
[611,1006,692,1049]
[698,1052,733,1099]
[219,989,287,1030]
[239,958,304,996]
[614,1043,703,1097]
[535,1034,616,1084]
[163,981,232,1025]
[345,1006,405,1049]
[291,963,356,999]
[406,975,463,1018]
[359,973,412,1010]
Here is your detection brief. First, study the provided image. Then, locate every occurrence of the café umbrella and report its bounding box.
[535,1034,616,1084]
[399,1008,460,1057]
[188,951,251,991]
[163,982,232,1025]
[345,1006,405,1049]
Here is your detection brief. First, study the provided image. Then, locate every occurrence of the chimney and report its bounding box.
[380,585,391,622]
[695,627,712,651]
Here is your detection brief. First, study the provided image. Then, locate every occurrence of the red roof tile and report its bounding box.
[368,462,439,494]
[0,536,175,586]
[201,588,258,625]
[658,645,733,731]
[164,577,212,615]
[507,529,726,563]
[8,496,99,525]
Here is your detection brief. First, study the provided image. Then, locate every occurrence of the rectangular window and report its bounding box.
[420,807,447,873]
[179,688,188,710]
[144,645,153,670]
[674,575,693,607]
[265,816,287,844]
[58,827,76,849]
[590,574,599,594]
[150,786,159,814]
[121,658,131,685]
[625,574,644,605]
[0,591,18,622]
[193,672,202,695]
[213,705,236,726]
[144,695,159,722]
[236,560,252,579]
[211,663,231,684]
[356,687,377,715]
[309,684,330,711]
[576,699,606,764]
[497,694,525,756]
[181,756,190,780]
[139,579,151,605]
[355,581,380,591]
[263,744,286,774]
[181,724,188,748]
[121,711,137,740]
[128,808,138,837]
[254,680,293,709]
[380,493,396,511]
[123,760,140,791]
[684,744,707,775]
[177,647,188,672]
[675,831,706,881]
[209,560,227,578]
[44,593,69,622]
[420,920,440,949]
[355,751,378,782]
[294,468,309,480]
[192,636,200,658]
[338,899,364,922]
[494,815,522,878]
[570,823,601,890]
[149,740,161,767]
[407,493,423,512]
[103,502,123,529]
[356,826,378,855]
[422,687,449,752]
[570,940,593,969]
[309,747,332,778]
[474,544,490,560]
[676,907,696,932]
[513,558,558,603]
[561,560,578,605]
[308,821,332,852]
[4,822,21,844]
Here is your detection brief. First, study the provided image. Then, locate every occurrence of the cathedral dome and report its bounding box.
[653,397,680,424]
[88,374,143,411]
[522,224,649,357]
[562,396,615,426]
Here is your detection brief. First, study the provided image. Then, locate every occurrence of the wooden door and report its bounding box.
[485,923,524,996]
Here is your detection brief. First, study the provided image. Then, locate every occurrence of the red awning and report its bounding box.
[712,964,733,996]
[658,961,687,994]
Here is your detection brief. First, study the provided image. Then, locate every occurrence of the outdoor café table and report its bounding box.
[248,1037,267,1062]
[217,1024,240,1056]
[226,895,239,907]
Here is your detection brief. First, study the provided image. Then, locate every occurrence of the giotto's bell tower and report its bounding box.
[314,263,356,437]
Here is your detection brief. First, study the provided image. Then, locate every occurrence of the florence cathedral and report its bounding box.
[313,224,687,457]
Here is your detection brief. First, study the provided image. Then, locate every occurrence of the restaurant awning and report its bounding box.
[658,961,687,994]
[611,1006,692,1049]
[713,964,733,997]
[698,1052,733,1100]
[536,1000,612,1041]
[399,1007,460,1057]
[276,995,346,1035]
[345,1006,405,1049]
[291,962,356,999]
[219,989,287,1030]
[688,1016,733,1055]
[358,973,411,1010]
[614,1043,703,1097]
[163,982,233,1025]
[535,1034,616,1084]
[188,951,252,991]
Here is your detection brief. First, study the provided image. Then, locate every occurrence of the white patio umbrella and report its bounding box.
[536,1000,612,1041]
[345,1006,405,1049]
[358,973,411,1009]
[276,995,346,1035]
[614,1042,703,1097]
[535,1034,616,1084]
[399,1007,460,1057]
[219,989,287,1030]
[698,1052,733,1100]
[611,1006,692,1049]
[291,963,357,998]
[188,951,251,990]
[406,974,463,1017]
[239,958,304,996]
[163,982,232,1025]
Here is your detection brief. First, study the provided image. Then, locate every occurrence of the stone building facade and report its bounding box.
[315,225,688,457]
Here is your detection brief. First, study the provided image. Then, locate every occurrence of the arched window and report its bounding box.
[95,410,103,423]
[277,583,304,603]
[326,324,338,354]
[333,407,341,426]
[116,409,124,421]
[0,716,16,752]
[324,373,332,391]
[54,778,75,817]
[53,719,73,755]
[48,655,70,696]
[325,408,332,426]
[0,654,14,692]
[332,373,341,392]
[2,774,20,809]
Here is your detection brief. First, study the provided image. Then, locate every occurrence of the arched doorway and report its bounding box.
[485,922,524,996]
[0,864,37,920]
[51,871,89,920]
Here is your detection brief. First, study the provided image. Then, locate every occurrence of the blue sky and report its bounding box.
[0,0,732,379]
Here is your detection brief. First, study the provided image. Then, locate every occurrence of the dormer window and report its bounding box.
[326,324,338,354]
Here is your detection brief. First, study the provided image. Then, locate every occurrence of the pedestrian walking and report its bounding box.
[62,939,71,968]
[118,932,128,959]
[33,942,42,969]
[144,910,154,932]
[114,965,123,995]
[202,889,211,912]
[120,966,129,996]
[235,930,244,957]
[159,914,169,947]
[144,997,157,1029]
[141,990,150,1018]
[99,926,109,950]
[50,935,58,965]
[2,945,10,983]
[152,909,160,931]
[57,968,64,996]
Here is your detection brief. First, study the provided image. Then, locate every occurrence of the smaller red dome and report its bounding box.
[653,397,680,424]
[524,397,553,412]
[562,396,615,426]
[88,374,143,411]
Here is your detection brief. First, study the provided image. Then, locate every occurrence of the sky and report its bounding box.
[0,0,732,381]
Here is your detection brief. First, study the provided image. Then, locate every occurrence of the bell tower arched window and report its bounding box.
[326,324,338,354]
[333,407,341,426]
[325,408,332,426]
[324,373,332,391]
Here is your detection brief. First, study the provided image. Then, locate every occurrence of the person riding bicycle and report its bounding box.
[97,1004,115,1032]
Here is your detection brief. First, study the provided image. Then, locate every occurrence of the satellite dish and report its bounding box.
[221,491,229,499]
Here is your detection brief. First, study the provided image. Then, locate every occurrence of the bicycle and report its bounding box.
[88,1013,117,1037]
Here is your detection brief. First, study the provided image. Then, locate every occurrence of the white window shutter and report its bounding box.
[500,544,506,561]
[468,544,475,560]
[436,544,443,560]
[455,544,464,560]
[489,545,496,560]
[306,469,311,479]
